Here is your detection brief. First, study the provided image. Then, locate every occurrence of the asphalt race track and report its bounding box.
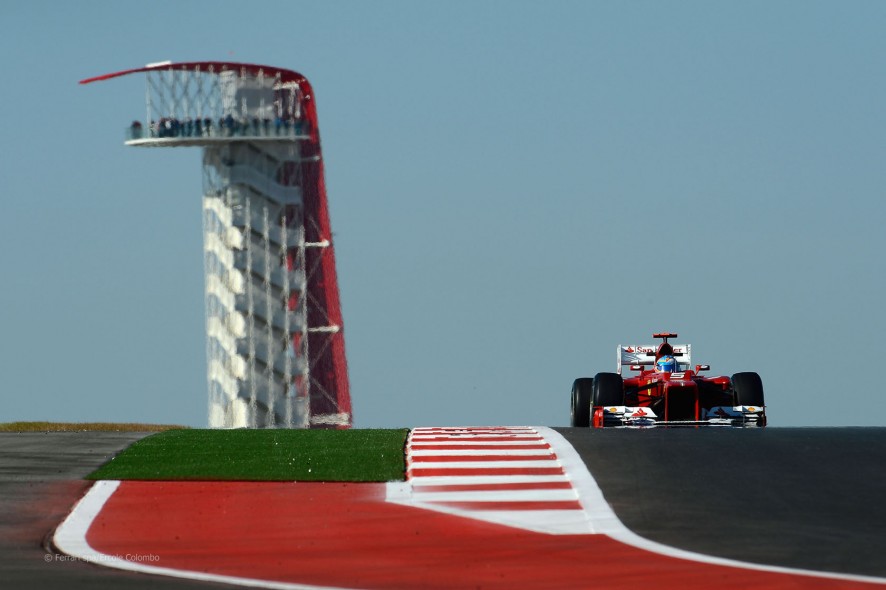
[0,432,216,590]
[3,427,885,588]
[555,426,886,579]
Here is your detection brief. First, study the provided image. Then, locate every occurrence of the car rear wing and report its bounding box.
[617,344,691,374]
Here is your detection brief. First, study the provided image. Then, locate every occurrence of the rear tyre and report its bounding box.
[592,372,625,407]
[731,372,765,407]
[571,378,594,427]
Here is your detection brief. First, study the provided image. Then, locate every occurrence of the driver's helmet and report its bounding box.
[656,355,677,373]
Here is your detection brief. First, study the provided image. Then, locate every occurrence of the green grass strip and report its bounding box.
[87,428,409,482]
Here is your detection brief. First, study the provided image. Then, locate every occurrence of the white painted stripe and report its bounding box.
[412,430,538,438]
[412,428,539,433]
[54,481,353,590]
[408,460,560,469]
[535,427,886,586]
[54,480,121,556]
[408,475,571,485]
[413,431,539,435]
[410,435,543,440]
[413,427,536,432]
[410,449,555,457]
[410,442,549,448]
[411,489,578,502]
[439,509,591,534]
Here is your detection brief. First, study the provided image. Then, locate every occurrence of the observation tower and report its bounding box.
[81,61,352,429]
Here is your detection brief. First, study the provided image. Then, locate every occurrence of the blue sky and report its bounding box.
[1,1,884,427]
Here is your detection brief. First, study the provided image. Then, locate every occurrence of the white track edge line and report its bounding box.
[536,426,886,586]
[52,480,355,590]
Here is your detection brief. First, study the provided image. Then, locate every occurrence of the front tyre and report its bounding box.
[592,372,625,408]
[731,372,765,407]
[571,378,594,427]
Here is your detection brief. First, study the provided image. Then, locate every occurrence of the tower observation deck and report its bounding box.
[81,61,352,428]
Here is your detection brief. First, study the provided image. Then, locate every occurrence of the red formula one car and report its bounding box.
[571,333,766,428]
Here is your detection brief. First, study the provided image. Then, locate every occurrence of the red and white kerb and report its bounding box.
[386,426,593,534]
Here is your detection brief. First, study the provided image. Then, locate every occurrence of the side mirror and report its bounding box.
[695,364,710,372]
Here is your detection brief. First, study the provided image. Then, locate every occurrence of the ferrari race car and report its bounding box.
[571,333,766,428]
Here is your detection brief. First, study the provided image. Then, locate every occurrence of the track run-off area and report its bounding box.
[41,426,886,589]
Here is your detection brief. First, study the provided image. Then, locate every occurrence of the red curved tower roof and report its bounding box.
[81,61,303,85]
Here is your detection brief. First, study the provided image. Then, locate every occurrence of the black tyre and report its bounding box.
[732,372,765,407]
[571,378,594,427]
[593,372,625,407]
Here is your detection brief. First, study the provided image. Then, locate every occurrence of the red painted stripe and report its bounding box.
[412,482,574,493]
[424,500,583,511]
[410,454,556,463]
[409,467,565,477]
[410,444,551,451]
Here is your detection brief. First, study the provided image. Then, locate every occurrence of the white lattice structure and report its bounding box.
[82,62,353,428]
[202,142,308,428]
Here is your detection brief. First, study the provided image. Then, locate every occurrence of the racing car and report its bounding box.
[571,333,766,427]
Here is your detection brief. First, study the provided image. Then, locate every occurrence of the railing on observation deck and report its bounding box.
[125,117,310,142]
